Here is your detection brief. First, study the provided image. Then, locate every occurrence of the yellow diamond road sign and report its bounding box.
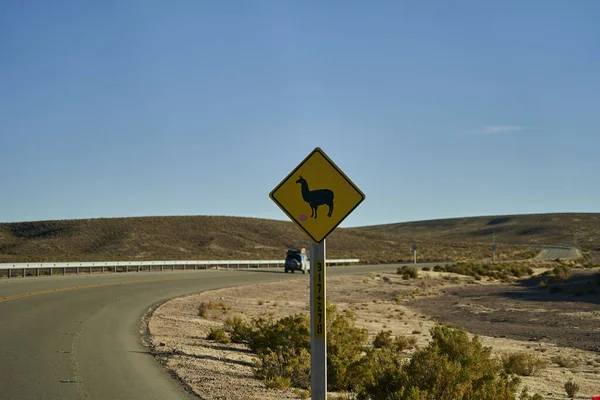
[270,147,365,243]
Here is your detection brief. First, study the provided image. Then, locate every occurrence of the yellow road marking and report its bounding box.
[0,274,220,303]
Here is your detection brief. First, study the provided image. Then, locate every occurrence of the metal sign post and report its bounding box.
[492,232,497,262]
[310,240,327,400]
[412,244,418,264]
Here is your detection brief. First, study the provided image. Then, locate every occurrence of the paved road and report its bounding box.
[0,264,422,400]
[533,246,580,260]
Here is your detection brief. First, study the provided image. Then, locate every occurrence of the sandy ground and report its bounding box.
[408,270,600,352]
[146,270,600,400]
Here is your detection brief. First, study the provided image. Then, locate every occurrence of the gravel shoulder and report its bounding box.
[146,269,600,399]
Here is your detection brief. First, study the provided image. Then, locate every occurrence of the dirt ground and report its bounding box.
[408,270,600,353]
[146,269,600,400]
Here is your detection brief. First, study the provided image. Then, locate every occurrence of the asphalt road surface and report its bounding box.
[0,264,421,400]
[533,246,580,260]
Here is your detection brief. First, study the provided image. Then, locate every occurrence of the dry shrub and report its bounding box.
[264,375,292,390]
[254,347,310,389]
[397,266,418,280]
[373,330,393,349]
[550,265,571,282]
[501,352,547,376]
[564,378,579,398]
[551,355,580,369]
[206,327,230,344]
[372,331,415,351]
[520,387,546,400]
[198,300,230,318]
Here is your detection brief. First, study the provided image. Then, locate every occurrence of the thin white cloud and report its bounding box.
[466,125,529,135]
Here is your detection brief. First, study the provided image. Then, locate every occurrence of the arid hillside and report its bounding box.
[0,215,550,263]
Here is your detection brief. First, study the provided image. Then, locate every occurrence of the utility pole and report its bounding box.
[412,244,417,264]
[492,230,496,262]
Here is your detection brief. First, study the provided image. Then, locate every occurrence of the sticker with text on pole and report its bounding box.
[269,147,366,243]
[313,260,326,338]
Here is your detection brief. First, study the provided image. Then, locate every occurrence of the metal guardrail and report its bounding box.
[0,259,360,278]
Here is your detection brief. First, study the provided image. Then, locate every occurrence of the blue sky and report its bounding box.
[1,1,599,227]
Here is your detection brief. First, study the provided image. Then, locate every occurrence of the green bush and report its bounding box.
[502,352,547,376]
[327,306,369,391]
[397,266,418,280]
[392,335,417,352]
[206,327,230,344]
[357,326,525,400]
[371,331,415,352]
[422,267,431,271]
[229,303,368,392]
[223,315,253,343]
[254,347,310,389]
[550,265,571,282]
[373,330,393,349]
[247,313,310,355]
[349,345,406,397]
[265,375,293,390]
[520,387,546,400]
[225,313,309,355]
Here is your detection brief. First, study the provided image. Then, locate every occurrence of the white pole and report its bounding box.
[310,240,327,400]
[413,249,417,264]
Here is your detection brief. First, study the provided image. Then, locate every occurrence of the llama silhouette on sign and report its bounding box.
[296,176,334,219]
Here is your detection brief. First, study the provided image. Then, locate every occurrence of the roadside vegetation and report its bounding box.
[205,327,230,344]
[502,352,547,376]
[533,262,600,296]
[431,258,600,289]
[197,300,230,318]
[564,379,580,398]
[202,302,549,399]
[551,355,580,369]
[396,265,418,280]
[432,262,534,282]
